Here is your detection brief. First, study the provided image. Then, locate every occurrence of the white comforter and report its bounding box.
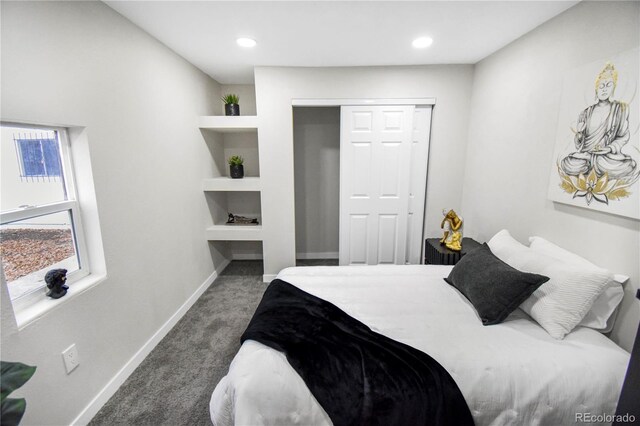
[210,265,630,426]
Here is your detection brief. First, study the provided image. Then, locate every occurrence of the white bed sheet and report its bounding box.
[210,265,630,426]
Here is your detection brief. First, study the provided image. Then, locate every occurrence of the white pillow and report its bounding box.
[528,236,622,331]
[486,229,529,265]
[488,230,612,339]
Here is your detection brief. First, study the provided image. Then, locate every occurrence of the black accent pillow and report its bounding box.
[444,243,549,325]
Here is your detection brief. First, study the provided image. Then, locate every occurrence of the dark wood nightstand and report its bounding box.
[424,238,481,265]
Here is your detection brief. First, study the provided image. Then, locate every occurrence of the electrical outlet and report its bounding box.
[62,344,79,374]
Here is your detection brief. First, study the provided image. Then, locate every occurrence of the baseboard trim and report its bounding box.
[262,273,277,283]
[71,258,231,425]
[295,252,339,260]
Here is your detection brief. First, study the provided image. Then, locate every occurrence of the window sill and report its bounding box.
[15,273,107,329]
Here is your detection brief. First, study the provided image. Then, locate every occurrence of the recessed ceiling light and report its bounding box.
[236,37,256,48]
[412,37,433,49]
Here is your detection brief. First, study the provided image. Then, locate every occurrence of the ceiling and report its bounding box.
[104,1,580,84]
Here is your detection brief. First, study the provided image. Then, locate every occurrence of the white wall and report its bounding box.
[461,1,640,351]
[293,107,340,258]
[255,65,475,277]
[0,2,224,424]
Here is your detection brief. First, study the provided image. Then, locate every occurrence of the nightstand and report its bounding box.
[424,238,481,265]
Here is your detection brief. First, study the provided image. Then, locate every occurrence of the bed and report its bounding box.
[210,263,630,426]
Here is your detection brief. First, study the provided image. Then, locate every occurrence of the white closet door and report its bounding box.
[406,106,433,264]
[339,105,415,265]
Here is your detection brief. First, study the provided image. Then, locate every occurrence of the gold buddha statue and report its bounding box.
[440,209,463,252]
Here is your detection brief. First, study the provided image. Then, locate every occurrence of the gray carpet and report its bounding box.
[90,259,337,426]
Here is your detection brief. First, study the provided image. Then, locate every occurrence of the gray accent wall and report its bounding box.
[461,1,640,351]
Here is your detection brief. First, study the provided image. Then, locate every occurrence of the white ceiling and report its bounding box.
[105,1,580,84]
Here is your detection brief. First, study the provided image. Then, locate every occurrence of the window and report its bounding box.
[1,123,89,304]
[16,136,62,178]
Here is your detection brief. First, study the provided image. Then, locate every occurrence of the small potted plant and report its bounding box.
[221,94,240,116]
[228,155,244,179]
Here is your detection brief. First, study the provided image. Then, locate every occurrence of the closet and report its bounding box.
[293,107,340,262]
[293,101,433,266]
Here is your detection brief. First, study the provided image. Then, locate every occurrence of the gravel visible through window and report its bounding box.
[0,229,74,281]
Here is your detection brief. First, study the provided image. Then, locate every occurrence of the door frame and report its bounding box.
[292,98,436,107]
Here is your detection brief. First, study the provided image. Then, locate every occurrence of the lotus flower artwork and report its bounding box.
[558,166,637,205]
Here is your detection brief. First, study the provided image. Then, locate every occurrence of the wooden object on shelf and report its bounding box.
[226,213,259,225]
[424,238,481,265]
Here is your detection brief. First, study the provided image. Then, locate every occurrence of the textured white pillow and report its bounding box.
[488,230,611,339]
[528,236,622,331]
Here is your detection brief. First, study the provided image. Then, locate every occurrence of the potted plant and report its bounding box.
[228,155,244,179]
[221,94,240,116]
[1,361,36,426]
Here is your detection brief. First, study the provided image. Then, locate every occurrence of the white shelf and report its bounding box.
[202,177,261,192]
[198,115,258,133]
[199,113,263,246]
[206,225,263,241]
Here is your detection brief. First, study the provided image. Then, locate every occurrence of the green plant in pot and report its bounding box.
[221,94,240,116]
[228,155,244,179]
[1,361,37,426]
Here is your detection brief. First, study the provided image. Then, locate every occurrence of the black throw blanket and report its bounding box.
[241,279,474,426]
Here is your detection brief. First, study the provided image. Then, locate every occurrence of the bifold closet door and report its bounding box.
[339,105,415,265]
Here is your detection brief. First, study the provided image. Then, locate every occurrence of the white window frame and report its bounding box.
[1,123,90,310]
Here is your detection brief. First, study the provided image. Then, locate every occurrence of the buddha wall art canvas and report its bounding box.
[548,48,640,220]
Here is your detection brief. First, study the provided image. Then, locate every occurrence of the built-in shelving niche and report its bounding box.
[205,190,263,264]
[200,115,263,264]
[205,191,262,240]
[200,129,260,183]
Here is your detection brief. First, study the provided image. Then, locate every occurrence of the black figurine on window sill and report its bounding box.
[45,268,68,299]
